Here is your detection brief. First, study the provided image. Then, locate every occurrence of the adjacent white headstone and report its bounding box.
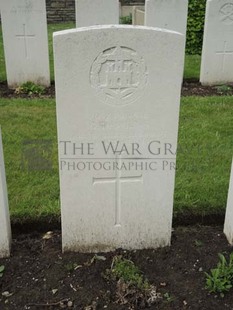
[145,0,188,35]
[54,25,184,252]
[132,6,145,26]
[0,128,11,258]
[75,0,119,27]
[200,0,233,85]
[121,5,134,18]
[224,159,233,245]
[1,0,50,88]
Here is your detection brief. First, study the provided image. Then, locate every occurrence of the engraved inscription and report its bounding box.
[93,156,143,226]
[90,46,148,105]
[216,41,233,72]
[91,112,150,131]
[16,24,35,58]
[219,3,233,25]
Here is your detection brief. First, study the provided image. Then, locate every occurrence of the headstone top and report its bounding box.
[54,24,183,37]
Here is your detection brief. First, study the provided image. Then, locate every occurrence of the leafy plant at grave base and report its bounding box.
[109,255,149,290]
[120,13,132,24]
[105,255,161,306]
[0,265,5,278]
[15,81,45,96]
[163,292,176,303]
[215,85,233,96]
[64,263,77,272]
[205,253,233,297]
[194,239,203,247]
[186,0,206,55]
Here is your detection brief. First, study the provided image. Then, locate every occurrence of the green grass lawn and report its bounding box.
[0,23,201,82]
[0,96,232,223]
[184,55,201,80]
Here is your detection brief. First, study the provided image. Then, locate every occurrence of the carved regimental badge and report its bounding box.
[219,3,233,25]
[90,46,148,105]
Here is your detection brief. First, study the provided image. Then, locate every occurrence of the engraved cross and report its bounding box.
[93,156,142,227]
[16,24,35,58]
[216,41,233,72]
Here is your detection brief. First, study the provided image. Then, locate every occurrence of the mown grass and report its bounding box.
[184,55,201,80]
[0,96,232,223]
[0,98,59,222]
[0,23,201,82]
[175,96,233,216]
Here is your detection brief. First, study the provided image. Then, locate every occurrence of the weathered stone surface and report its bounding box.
[0,128,11,258]
[200,0,233,85]
[1,0,50,88]
[224,159,233,245]
[75,0,119,27]
[54,25,184,252]
[132,6,145,25]
[145,0,188,35]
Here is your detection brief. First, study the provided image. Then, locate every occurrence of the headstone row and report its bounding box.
[1,0,233,88]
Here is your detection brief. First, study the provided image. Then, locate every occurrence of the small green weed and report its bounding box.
[105,255,161,307]
[15,82,45,96]
[194,240,203,247]
[163,292,176,303]
[215,85,232,96]
[64,263,75,272]
[0,265,5,277]
[110,255,149,290]
[120,14,132,24]
[205,253,233,297]
[64,262,82,272]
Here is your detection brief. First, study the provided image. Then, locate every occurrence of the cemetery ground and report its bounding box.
[0,226,233,309]
[0,24,232,309]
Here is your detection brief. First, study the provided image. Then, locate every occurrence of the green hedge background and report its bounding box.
[122,0,207,55]
[186,0,206,55]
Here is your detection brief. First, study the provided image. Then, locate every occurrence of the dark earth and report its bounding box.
[0,226,233,310]
[1,80,233,98]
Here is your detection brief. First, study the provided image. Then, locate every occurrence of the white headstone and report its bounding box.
[145,0,188,35]
[1,0,50,88]
[224,159,233,245]
[132,6,145,26]
[0,128,11,258]
[119,1,122,18]
[75,0,119,27]
[200,0,233,85]
[54,25,184,252]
